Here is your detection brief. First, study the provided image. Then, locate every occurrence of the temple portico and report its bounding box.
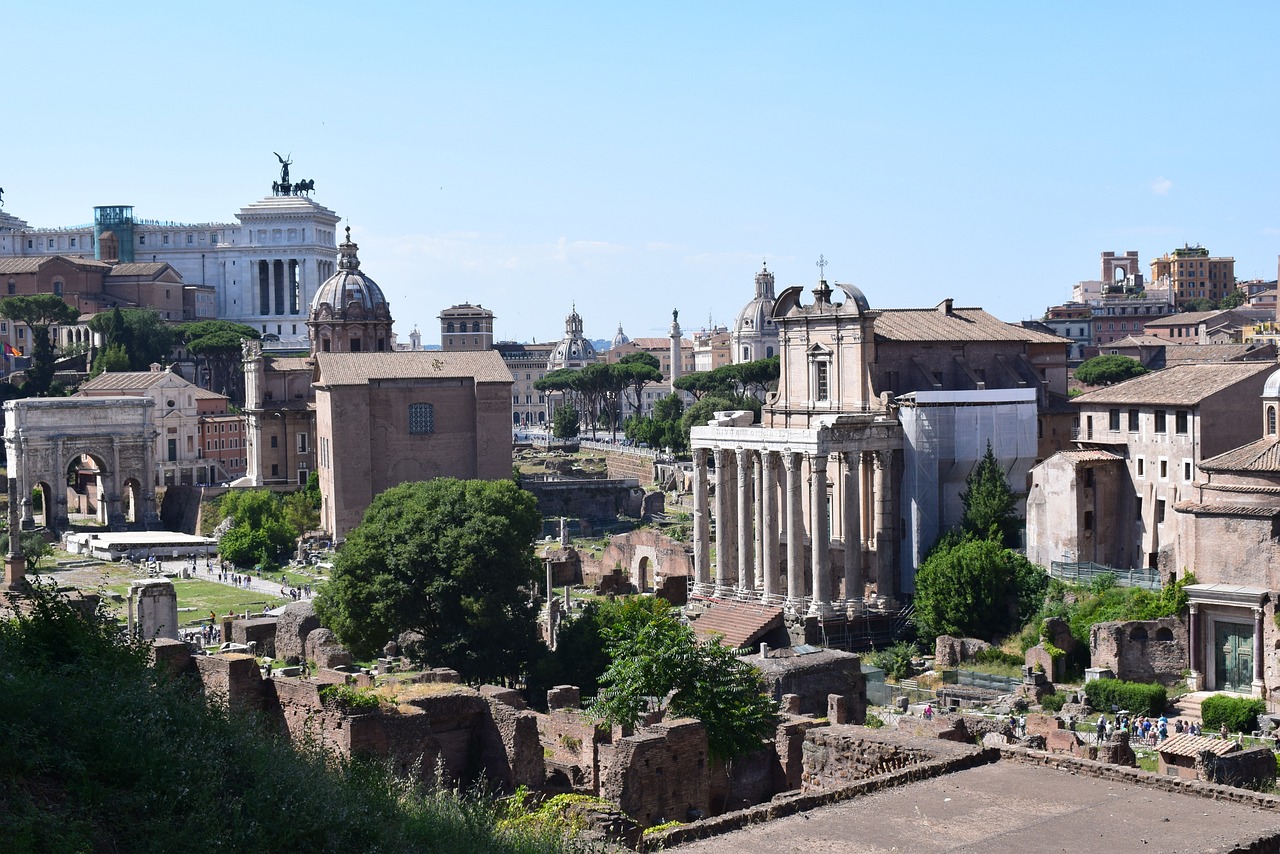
[689,411,903,619]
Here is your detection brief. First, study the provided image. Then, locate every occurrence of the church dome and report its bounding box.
[1265,366,1280,400]
[730,263,780,363]
[611,323,631,349]
[549,305,597,368]
[310,227,390,320]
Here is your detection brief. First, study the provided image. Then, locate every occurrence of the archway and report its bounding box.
[636,556,651,592]
[122,478,144,525]
[64,453,106,525]
[31,481,54,528]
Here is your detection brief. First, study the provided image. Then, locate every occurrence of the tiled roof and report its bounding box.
[1073,363,1273,407]
[1143,311,1224,328]
[1157,733,1238,758]
[193,387,227,400]
[314,350,513,385]
[873,307,1064,344]
[1106,335,1167,347]
[1162,344,1274,365]
[78,371,173,391]
[0,256,110,274]
[1173,500,1280,518]
[1199,436,1280,473]
[105,262,173,277]
[264,356,314,373]
[1054,450,1124,462]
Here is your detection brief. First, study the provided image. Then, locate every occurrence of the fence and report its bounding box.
[942,668,1021,693]
[1049,560,1161,590]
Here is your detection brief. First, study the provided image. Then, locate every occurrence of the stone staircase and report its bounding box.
[690,601,784,649]
[1171,691,1211,725]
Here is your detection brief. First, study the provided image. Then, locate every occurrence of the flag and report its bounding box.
[3,343,21,358]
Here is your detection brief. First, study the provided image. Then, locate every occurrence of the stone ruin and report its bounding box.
[1090,615,1187,686]
[127,579,179,641]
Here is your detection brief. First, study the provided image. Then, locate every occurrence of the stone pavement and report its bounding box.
[674,761,1280,853]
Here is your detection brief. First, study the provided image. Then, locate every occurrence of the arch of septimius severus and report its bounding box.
[689,278,905,625]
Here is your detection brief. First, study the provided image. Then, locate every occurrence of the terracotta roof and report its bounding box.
[264,356,314,373]
[1173,500,1280,518]
[873,307,1064,344]
[690,601,784,649]
[0,256,110,274]
[1200,436,1280,473]
[105,262,174,277]
[1156,733,1239,758]
[1073,363,1273,407]
[193,387,227,401]
[1142,311,1225,328]
[1162,343,1275,365]
[314,350,513,385]
[1106,335,1167,347]
[78,370,179,391]
[1054,449,1124,462]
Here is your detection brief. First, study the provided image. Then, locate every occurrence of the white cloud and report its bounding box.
[1151,176,1173,196]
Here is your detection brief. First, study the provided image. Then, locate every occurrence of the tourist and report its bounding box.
[1221,723,1230,740]
[924,703,933,721]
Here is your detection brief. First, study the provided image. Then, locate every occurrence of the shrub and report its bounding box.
[865,641,917,681]
[317,684,381,713]
[1041,692,1066,713]
[1200,695,1266,734]
[973,647,1023,669]
[1083,678,1167,717]
[864,713,885,729]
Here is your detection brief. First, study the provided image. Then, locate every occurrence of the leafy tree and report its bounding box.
[551,404,580,439]
[314,478,542,684]
[960,442,1020,547]
[674,370,734,401]
[1075,354,1146,387]
[91,343,131,376]
[282,490,320,536]
[913,537,1047,642]
[0,294,80,395]
[616,353,663,416]
[180,320,260,405]
[1219,289,1246,310]
[88,308,179,372]
[20,532,52,570]
[1181,297,1216,313]
[216,489,297,567]
[726,356,780,399]
[589,604,779,761]
[679,393,761,450]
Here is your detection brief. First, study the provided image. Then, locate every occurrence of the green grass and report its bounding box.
[97,578,289,627]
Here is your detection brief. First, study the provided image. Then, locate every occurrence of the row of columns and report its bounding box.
[692,446,895,617]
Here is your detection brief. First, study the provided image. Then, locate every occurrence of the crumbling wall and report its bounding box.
[754,650,866,720]
[232,617,278,657]
[1090,616,1187,685]
[598,719,710,828]
[933,635,991,668]
[194,653,267,715]
[801,726,947,793]
[275,600,320,663]
[583,528,693,593]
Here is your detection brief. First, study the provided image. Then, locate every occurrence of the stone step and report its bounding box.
[690,601,784,650]
[1171,691,1208,725]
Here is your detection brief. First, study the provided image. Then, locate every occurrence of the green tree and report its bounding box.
[913,537,1047,642]
[216,489,297,567]
[88,308,179,372]
[90,343,131,376]
[20,532,52,570]
[1219,289,1246,309]
[180,320,260,405]
[673,370,734,401]
[678,393,761,450]
[551,404,580,438]
[960,442,1020,547]
[1075,354,1146,386]
[588,604,779,761]
[0,294,81,395]
[314,479,542,684]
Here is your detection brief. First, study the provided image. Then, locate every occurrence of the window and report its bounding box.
[139,235,145,245]
[1159,459,1168,479]
[446,322,455,333]
[1084,511,1094,531]
[814,361,829,401]
[1135,497,1143,520]
[1108,409,1121,431]
[1128,409,1139,432]
[297,434,308,453]
[1156,499,1166,524]
[409,402,435,434]
[271,464,279,477]
[1176,410,1189,434]
[1183,460,1192,481]
[1154,410,1166,433]
[163,234,170,245]
[270,435,278,449]
[1136,457,1145,478]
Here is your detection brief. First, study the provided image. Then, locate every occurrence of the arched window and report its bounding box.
[1129,626,1148,642]
[1268,405,1276,436]
[446,322,455,333]
[472,321,481,333]
[409,402,435,434]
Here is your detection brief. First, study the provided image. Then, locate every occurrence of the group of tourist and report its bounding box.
[1093,713,1207,744]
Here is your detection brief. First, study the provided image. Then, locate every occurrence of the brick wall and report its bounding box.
[194,654,266,715]
[1089,616,1187,685]
[598,718,710,828]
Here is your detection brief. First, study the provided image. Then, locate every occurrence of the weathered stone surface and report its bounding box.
[305,627,353,669]
[755,649,865,721]
[933,635,991,668]
[599,718,710,828]
[275,600,320,663]
[232,616,278,658]
[547,685,581,711]
[1090,616,1187,686]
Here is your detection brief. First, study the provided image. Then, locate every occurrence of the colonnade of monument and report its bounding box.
[689,445,896,618]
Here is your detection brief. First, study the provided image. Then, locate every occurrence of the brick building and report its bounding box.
[1150,245,1236,307]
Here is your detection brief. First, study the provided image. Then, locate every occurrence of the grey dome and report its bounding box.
[1264,367,1280,399]
[310,227,389,319]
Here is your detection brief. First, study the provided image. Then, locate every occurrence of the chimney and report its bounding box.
[937,298,954,315]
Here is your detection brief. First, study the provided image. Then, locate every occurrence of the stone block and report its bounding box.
[275,600,320,662]
[150,637,191,675]
[305,627,354,669]
[548,685,581,711]
[828,694,849,725]
[782,693,802,715]
[232,617,278,658]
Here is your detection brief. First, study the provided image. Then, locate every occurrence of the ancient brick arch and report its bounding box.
[4,397,159,531]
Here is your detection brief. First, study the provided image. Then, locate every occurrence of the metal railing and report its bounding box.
[1049,560,1161,590]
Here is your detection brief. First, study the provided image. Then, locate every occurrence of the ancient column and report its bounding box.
[753,451,765,592]
[842,450,863,607]
[1254,606,1266,696]
[760,451,780,601]
[691,448,711,595]
[4,476,27,589]
[873,450,895,607]
[714,449,738,593]
[808,453,832,617]
[784,452,805,609]
[1187,603,1201,690]
[736,448,754,594]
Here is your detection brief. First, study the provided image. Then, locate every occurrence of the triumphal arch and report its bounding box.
[4,397,159,531]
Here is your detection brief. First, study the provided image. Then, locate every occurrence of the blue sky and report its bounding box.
[5,2,1279,343]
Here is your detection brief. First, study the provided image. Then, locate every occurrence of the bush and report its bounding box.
[865,641,917,681]
[1200,695,1266,734]
[973,647,1024,669]
[1041,692,1066,713]
[318,684,381,713]
[1083,678,1167,717]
